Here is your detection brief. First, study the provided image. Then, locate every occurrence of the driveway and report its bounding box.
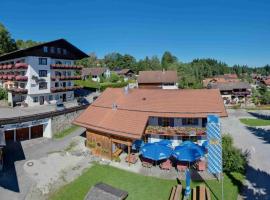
[0,127,92,200]
[221,109,270,200]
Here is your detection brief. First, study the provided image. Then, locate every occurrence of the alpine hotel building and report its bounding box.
[0,39,88,107]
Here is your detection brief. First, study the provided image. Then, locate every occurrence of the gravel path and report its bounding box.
[221,109,270,200]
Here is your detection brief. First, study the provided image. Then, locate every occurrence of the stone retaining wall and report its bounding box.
[51,109,84,135]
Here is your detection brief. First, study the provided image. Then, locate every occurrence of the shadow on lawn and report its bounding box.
[246,126,270,144]
[242,165,270,200]
[247,112,270,120]
[0,141,25,192]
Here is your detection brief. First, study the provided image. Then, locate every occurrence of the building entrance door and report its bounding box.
[63,93,66,102]
[39,96,44,105]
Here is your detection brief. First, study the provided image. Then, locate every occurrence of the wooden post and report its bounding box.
[128,145,130,166]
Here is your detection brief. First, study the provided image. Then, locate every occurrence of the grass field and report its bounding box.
[240,118,270,126]
[50,164,243,200]
[53,125,80,139]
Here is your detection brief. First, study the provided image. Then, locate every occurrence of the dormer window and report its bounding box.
[43,46,48,53]
[50,47,55,53]
[57,48,61,54]
[63,49,67,55]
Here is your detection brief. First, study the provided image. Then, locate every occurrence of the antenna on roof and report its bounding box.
[112,103,118,110]
[124,86,129,95]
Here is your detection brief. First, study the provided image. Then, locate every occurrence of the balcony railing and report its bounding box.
[145,125,206,136]
[0,75,28,81]
[51,86,82,93]
[232,91,251,95]
[0,63,28,70]
[7,88,28,94]
[50,64,82,70]
[51,76,81,81]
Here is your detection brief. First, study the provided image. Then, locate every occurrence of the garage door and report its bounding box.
[5,130,14,141]
[16,128,29,141]
[31,125,43,139]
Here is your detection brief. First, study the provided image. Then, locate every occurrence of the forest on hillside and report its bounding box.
[1,22,270,89]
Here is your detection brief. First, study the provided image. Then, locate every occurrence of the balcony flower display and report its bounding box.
[51,86,82,93]
[50,64,82,70]
[51,75,81,81]
[15,75,28,81]
[14,63,28,69]
[145,125,206,136]
[8,88,28,94]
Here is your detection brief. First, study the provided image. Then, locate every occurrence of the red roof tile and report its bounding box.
[74,88,227,139]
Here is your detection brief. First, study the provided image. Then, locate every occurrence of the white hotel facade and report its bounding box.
[0,39,87,107]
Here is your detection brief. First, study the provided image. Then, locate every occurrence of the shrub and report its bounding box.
[222,134,248,174]
[109,72,120,83]
[0,88,8,100]
[100,82,128,91]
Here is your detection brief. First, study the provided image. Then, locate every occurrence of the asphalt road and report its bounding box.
[221,109,270,200]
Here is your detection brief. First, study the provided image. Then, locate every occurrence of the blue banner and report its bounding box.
[207,115,222,174]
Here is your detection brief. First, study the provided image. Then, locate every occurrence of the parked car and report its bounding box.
[77,97,89,105]
[56,101,65,111]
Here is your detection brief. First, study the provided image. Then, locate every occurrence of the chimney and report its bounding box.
[112,103,118,110]
[124,86,129,95]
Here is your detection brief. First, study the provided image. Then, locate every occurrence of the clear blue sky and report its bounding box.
[1,0,270,66]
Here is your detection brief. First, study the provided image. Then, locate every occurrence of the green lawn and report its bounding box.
[53,125,80,139]
[75,79,128,91]
[74,80,99,89]
[50,164,243,200]
[240,118,270,126]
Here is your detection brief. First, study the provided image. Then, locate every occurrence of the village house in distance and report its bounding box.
[203,74,252,105]
[74,88,227,161]
[81,67,111,82]
[137,70,178,89]
[0,39,87,107]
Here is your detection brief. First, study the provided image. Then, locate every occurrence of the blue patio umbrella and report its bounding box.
[157,140,172,148]
[172,145,203,162]
[202,140,208,153]
[140,143,172,161]
[181,141,205,156]
[132,140,145,151]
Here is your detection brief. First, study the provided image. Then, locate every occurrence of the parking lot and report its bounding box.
[0,127,92,200]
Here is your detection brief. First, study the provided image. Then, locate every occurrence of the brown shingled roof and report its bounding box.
[81,67,107,77]
[74,88,227,139]
[137,70,178,84]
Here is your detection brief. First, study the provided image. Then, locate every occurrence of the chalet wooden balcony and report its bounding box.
[51,75,81,81]
[0,75,28,81]
[145,125,206,137]
[7,88,28,94]
[0,63,28,70]
[50,64,82,70]
[51,86,82,93]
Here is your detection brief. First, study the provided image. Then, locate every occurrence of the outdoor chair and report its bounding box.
[141,158,154,168]
[196,160,206,171]
[125,153,138,164]
[160,159,172,170]
[176,163,188,172]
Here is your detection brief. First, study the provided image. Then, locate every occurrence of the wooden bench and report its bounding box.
[168,184,182,200]
[192,185,211,200]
